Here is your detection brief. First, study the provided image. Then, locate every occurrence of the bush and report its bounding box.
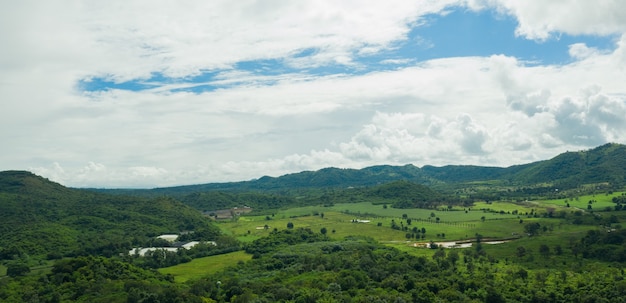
[6,262,30,277]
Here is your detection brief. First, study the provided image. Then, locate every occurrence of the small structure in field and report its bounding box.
[157,234,179,242]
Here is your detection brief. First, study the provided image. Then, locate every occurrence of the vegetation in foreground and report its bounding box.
[158,251,252,282]
[0,171,227,262]
[4,227,626,302]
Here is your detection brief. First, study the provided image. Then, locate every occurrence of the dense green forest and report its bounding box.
[3,229,626,302]
[0,171,230,262]
[194,232,626,303]
[3,144,626,302]
[174,180,458,212]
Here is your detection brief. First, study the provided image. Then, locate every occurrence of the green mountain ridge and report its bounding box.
[514,143,626,187]
[118,143,626,195]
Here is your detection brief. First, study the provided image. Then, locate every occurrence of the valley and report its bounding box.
[2,144,626,302]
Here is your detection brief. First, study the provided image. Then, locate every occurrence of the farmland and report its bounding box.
[157,190,626,284]
[217,200,555,245]
[158,251,252,282]
[536,191,624,210]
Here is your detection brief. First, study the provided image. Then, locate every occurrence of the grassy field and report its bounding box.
[389,217,602,269]
[277,201,525,222]
[220,211,415,243]
[535,191,623,211]
[165,195,626,283]
[158,251,252,282]
[218,196,624,252]
[217,201,544,246]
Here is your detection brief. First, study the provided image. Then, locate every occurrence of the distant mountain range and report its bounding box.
[134,143,626,195]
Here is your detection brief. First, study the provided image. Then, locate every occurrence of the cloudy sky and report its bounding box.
[2,1,626,188]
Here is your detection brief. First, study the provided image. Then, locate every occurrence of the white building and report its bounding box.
[129,247,179,257]
[156,234,179,242]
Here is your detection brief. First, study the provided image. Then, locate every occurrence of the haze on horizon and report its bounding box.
[2,1,626,188]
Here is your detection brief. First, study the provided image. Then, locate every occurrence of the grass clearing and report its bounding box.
[158,251,252,283]
[220,211,416,242]
[214,197,626,274]
[326,202,523,222]
[472,201,535,213]
[535,192,622,211]
[218,202,538,244]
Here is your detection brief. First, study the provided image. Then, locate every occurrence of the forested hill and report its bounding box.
[142,164,434,194]
[109,143,626,195]
[512,143,626,187]
[0,171,220,260]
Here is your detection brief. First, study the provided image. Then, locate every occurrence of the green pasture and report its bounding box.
[217,199,626,268]
[472,201,537,214]
[535,192,623,211]
[387,243,436,258]
[389,217,596,265]
[218,202,538,244]
[482,223,605,270]
[158,251,252,283]
[286,202,526,222]
[219,211,414,242]
[0,264,6,277]
[159,196,626,285]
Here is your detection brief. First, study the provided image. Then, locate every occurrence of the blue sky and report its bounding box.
[2,1,626,187]
[79,8,618,95]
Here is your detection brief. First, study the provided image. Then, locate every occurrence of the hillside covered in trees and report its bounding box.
[0,171,227,260]
[3,229,626,302]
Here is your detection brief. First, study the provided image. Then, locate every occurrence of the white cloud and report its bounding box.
[3,1,626,187]
[496,122,533,151]
[569,43,602,60]
[11,41,626,186]
[470,0,626,40]
[1,0,462,82]
[456,113,489,155]
[379,59,415,65]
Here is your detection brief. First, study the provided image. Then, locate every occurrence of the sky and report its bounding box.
[2,0,626,188]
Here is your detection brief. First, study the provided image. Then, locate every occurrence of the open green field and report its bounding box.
[280,201,526,222]
[220,211,417,243]
[389,218,603,269]
[472,201,535,214]
[158,251,252,282]
[217,201,552,246]
[535,191,624,211]
[218,195,625,253]
[167,194,626,284]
